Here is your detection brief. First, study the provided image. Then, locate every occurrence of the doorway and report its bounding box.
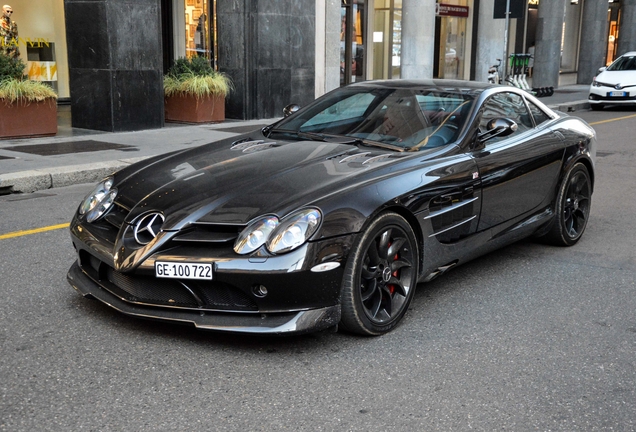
[341,0,366,85]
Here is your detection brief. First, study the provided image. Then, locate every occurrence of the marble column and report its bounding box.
[64,0,164,132]
[617,0,636,55]
[474,0,507,83]
[217,0,316,120]
[533,0,565,89]
[577,0,609,84]
[400,0,436,79]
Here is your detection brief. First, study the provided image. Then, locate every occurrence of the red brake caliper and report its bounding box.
[389,250,399,295]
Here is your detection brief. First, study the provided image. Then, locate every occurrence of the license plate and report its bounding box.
[609,91,627,97]
[155,261,213,280]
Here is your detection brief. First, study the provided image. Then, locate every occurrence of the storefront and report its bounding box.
[162,0,217,71]
[1,0,69,99]
[434,1,472,80]
[338,0,474,85]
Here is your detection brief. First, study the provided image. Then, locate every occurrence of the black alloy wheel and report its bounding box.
[340,212,418,335]
[545,162,592,246]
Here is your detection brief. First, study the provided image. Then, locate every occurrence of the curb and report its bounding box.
[547,99,590,113]
[0,156,151,194]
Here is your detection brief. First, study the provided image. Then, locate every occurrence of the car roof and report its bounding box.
[347,79,497,94]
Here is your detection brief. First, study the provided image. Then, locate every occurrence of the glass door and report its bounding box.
[372,0,401,80]
[340,0,365,86]
[436,16,467,79]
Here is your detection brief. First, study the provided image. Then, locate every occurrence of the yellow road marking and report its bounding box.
[0,223,70,240]
[590,113,636,126]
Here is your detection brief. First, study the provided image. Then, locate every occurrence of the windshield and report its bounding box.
[607,55,636,71]
[273,86,475,151]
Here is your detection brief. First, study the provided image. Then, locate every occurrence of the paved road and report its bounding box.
[1,107,635,431]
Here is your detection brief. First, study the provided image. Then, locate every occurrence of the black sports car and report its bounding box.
[67,80,596,336]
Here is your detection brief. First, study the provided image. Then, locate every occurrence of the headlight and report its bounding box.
[79,177,116,222]
[266,208,321,254]
[86,188,118,222]
[234,215,279,254]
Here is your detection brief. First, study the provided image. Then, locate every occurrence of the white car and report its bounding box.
[589,51,636,110]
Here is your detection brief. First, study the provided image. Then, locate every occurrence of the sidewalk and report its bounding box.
[0,84,591,195]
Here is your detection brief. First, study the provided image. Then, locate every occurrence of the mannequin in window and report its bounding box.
[1,4,19,59]
[195,14,207,57]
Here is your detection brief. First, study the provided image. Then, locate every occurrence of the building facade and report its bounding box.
[3,0,635,131]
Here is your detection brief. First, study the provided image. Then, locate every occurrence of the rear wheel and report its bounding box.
[340,212,418,335]
[544,163,592,246]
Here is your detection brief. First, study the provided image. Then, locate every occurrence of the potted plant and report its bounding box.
[0,53,57,138]
[164,57,232,123]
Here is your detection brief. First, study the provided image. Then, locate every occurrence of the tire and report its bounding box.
[340,212,419,335]
[590,104,604,111]
[544,163,592,246]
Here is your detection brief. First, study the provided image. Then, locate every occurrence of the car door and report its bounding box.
[470,91,564,232]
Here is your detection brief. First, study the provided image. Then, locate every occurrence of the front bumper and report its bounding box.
[68,262,341,334]
[589,85,636,105]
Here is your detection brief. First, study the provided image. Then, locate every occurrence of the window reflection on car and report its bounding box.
[272,86,475,151]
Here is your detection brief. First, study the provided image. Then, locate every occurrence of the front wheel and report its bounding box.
[544,162,592,246]
[340,212,419,335]
[590,104,604,111]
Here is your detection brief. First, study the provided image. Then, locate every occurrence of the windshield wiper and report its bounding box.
[267,128,329,141]
[349,137,405,152]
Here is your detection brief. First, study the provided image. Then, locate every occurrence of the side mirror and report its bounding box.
[478,118,518,143]
[283,104,300,117]
[597,66,607,75]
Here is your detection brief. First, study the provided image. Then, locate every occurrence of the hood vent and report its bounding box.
[230,139,278,153]
[338,152,398,165]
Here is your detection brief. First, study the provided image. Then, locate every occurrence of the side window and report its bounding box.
[527,100,551,126]
[478,92,533,143]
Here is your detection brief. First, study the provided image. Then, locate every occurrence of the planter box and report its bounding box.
[0,98,57,139]
[164,94,225,123]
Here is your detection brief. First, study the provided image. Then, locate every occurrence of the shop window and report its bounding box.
[183,0,216,65]
[1,1,69,98]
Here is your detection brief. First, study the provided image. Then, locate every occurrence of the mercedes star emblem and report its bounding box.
[133,212,165,245]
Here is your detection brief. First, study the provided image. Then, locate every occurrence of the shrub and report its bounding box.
[0,78,58,103]
[0,53,57,103]
[0,52,26,81]
[164,57,232,99]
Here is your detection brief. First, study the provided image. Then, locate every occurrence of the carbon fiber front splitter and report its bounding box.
[67,262,341,335]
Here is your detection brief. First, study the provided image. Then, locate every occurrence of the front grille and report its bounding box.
[107,268,198,307]
[103,267,258,311]
[171,223,242,246]
[591,94,636,101]
[103,202,130,229]
[86,201,130,245]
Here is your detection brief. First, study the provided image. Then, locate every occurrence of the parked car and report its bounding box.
[67,80,596,336]
[589,51,636,110]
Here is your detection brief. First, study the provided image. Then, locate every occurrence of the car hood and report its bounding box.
[114,135,411,229]
[597,70,636,86]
